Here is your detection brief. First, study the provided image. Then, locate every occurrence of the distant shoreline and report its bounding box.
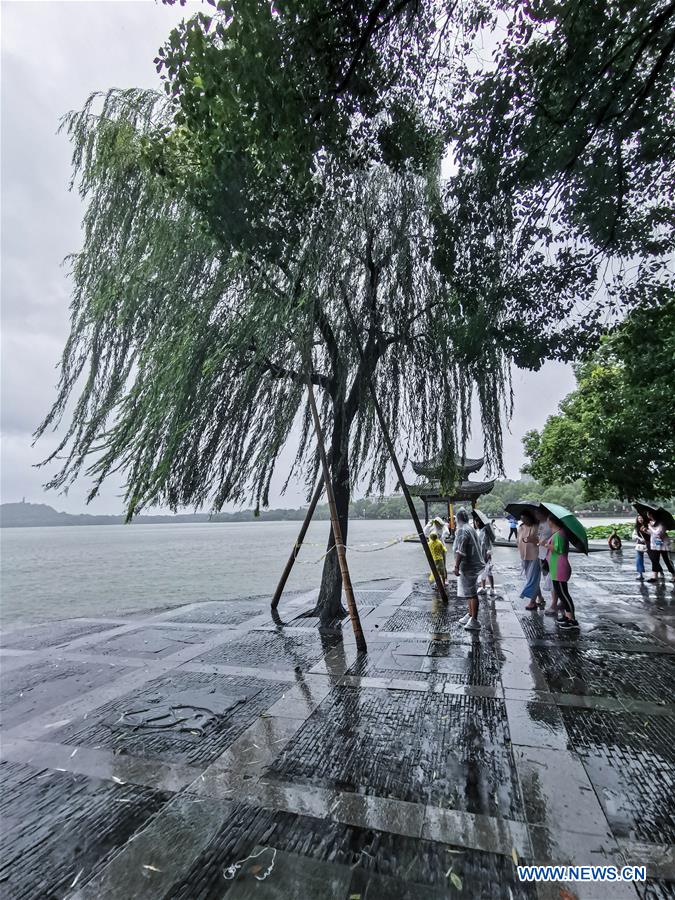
[1,500,634,529]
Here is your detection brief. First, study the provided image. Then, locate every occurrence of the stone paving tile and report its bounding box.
[346,639,503,686]
[226,846,353,899]
[267,686,523,819]
[561,706,675,845]
[354,590,402,607]
[72,625,217,659]
[193,630,332,671]
[0,619,119,650]
[590,581,675,597]
[504,699,569,751]
[381,604,493,636]
[354,577,406,591]
[531,645,675,704]
[285,605,379,628]
[402,585,458,606]
[517,613,670,650]
[1,735,201,794]
[635,880,675,900]
[164,601,269,626]
[514,744,614,838]
[0,658,134,729]
[46,671,286,767]
[620,840,675,883]
[0,760,170,900]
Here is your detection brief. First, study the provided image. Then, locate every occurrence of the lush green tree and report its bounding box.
[523,295,675,500]
[456,0,674,317]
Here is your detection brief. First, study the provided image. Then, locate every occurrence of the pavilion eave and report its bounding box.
[409,479,496,502]
[411,454,484,480]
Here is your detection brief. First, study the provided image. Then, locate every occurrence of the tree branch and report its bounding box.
[261,356,332,392]
[314,300,341,393]
[385,298,438,343]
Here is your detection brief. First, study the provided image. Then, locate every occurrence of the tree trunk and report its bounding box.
[316,422,350,625]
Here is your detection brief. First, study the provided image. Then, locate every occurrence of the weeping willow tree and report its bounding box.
[37,88,512,618]
[38,1,608,621]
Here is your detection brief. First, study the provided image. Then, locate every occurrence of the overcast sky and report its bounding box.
[0,0,576,515]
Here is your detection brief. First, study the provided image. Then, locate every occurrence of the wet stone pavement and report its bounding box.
[1,559,674,899]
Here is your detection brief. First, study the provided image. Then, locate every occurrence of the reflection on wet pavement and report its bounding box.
[0,760,169,899]
[0,557,673,897]
[267,686,523,817]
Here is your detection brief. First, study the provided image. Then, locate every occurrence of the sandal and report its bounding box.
[524,601,538,611]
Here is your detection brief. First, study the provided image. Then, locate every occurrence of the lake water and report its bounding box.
[0,516,633,626]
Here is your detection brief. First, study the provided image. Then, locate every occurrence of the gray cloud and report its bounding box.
[1,1,575,514]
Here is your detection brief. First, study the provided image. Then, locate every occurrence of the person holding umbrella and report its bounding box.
[518,509,543,610]
[634,503,675,581]
[537,508,558,615]
[646,510,675,582]
[539,502,589,632]
[632,513,648,581]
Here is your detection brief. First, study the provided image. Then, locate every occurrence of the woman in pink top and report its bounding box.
[546,514,578,631]
[518,510,542,610]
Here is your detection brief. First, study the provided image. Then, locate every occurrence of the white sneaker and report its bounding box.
[464,617,481,631]
[458,613,471,625]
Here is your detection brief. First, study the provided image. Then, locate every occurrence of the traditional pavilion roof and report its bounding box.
[409,479,496,502]
[411,453,484,479]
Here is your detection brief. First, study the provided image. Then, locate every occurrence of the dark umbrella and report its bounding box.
[634,501,658,520]
[504,500,541,519]
[634,502,675,530]
[539,501,589,554]
[472,509,491,527]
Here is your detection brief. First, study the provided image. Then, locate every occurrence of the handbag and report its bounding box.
[541,559,549,574]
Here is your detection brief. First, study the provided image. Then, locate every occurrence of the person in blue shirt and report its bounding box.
[506,514,518,541]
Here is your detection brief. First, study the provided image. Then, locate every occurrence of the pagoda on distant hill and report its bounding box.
[409,453,495,526]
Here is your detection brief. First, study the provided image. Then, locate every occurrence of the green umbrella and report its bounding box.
[539,501,589,554]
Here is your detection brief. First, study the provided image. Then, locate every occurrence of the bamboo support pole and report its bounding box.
[306,379,367,652]
[366,392,450,602]
[271,474,325,609]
